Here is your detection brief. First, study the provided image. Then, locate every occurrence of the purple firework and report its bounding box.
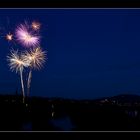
[15,24,40,47]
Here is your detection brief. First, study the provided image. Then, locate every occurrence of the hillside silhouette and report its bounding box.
[0,93,140,131]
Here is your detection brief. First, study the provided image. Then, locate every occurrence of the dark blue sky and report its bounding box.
[0,9,140,99]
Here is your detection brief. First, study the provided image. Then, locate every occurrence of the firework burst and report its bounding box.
[6,20,47,101]
[7,50,29,103]
[7,50,29,72]
[22,47,46,70]
[21,47,46,96]
[15,24,40,47]
[6,33,13,41]
[31,21,41,31]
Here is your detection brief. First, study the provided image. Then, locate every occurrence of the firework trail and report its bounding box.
[7,50,30,103]
[19,66,25,103]
[15,23,40,47]
[22,47,46,96]
[27,69,32,97]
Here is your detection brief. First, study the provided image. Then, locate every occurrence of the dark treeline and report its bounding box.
[0,94,140,131]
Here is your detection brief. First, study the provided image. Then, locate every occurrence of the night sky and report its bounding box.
[0,9,140,99]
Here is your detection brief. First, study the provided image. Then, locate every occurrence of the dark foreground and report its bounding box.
[0,94,140,131]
